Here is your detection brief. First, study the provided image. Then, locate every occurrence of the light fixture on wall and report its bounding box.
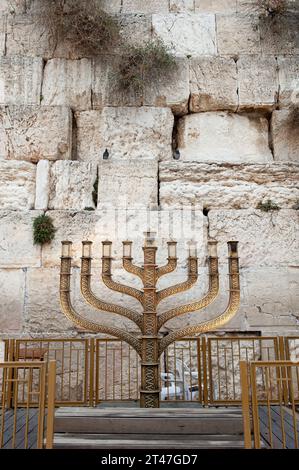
[173,149,180,160]
[103,149,109,160]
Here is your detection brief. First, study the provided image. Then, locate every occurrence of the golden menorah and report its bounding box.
[60,232,240,408]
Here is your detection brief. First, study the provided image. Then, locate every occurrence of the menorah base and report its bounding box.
[140,390,160,408]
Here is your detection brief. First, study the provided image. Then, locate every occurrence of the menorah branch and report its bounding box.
[60,255,141,355]
[123,258,144,281]
[156,257,198,304]
[80,255,143,330]
[157,256,219,329]
[156,258,177,279]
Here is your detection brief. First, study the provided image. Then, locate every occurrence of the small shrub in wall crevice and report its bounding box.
[33,214,56,245]
[256,199,281,212]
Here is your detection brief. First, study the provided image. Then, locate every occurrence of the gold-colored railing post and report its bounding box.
[240,361,252,449]
[89,338,95,407]
[6,339,15,408]
[45,360,56,449]
[37,363,46,449]
[278,337,289,405]
[202,337,209,406]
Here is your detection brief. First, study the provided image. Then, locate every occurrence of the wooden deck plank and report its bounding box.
[259,407,298,449]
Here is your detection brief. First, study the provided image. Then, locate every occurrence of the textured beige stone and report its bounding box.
[6,14,55,58]
[143,58,190,115]
[209,209,299,268]
[48,161,97,211]
[195,0,237,13]
[0,15,6,56]
[24,267,75,333]
[0,161,36,210]
[0,269,24,333]
[122,0,169,13]
[238,56,279,110]
[76,107,173,162]
[190,57,238,112]
[177,112,272,163]
[271,110,299,163]
[216,14,261,55]
[98,159,158,208]
[278,56,299,108]
[42,59,92,111]
[0,57,43,105]
[152,13,217,57]
[35,160,50,210]
[117,14,152,48]
[159,162,299,209]
[170,0,195,12]
[0,210,42,268]
[0,106,72,162]
[0,0,26,14]
[260,14,299,55]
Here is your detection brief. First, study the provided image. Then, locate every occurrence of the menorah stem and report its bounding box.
[140,242,160,408]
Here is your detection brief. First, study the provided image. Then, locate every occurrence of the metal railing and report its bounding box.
[0,361,56,449]
[3,336,299,407]
[241,360,299,449]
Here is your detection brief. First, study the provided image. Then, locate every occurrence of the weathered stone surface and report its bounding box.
[159,162,299,209]
[48,161,97,211]
[0,105,72,162]
[98,159,158,208]
[0,210,42,268]
[189,57,238,112]
[170,0,195,12]
[35,160,50,210]
[0,161,36,210]
[122,0,169,13]
[208,209,299,268]
[24,267,75,333]
[278,56,299,108]
[152,13,217,57]
[6,14,55,58]
[216,14,261,55]
[100,0,122,13]
[42,59,92,111]
[195,0,237,13]
[0,269,24,333]
[237,56,279,110]
[0,0,26,14]
[260,14,299,55]
[143,58,190,115]
[117,14,152,49]
[0,15,6,56]
[176,112,272,163]
[76,107,173,162]
[0,57,43,105]
[271,110,299,163]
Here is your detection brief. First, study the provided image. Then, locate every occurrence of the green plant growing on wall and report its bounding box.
[118,39,177,94]
[35,0,120,56]
[256,199,281,212]
[33,214,56,245]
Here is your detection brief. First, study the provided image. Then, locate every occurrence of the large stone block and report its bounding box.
[216,14,261,55]
[237,56,279,110]
[117,14,152,49]
[76,107,173,162]
[24,267,75,333]
[195,0,237,13]
[0,269,25,334]
[6,14,55,58]
[278,56,299,108]
[152,13,217,57]
[122,0,169,13]
[176,112,272,163]
[42,59,92,111]
[35,160,50,210]
[189,57,238,112]
[208,209,299,268]
[0,15,6,56]
[0,1,26,14]
[159,162,299,209]
[0,57,43,105]
[259,13,299,55]
[48,161,97,211]
[271,110,299,163]
[98,159,158,208]
[0,210,42,268]
[0,161,36,210]
[143,58,190,115]
[0,105,72,162]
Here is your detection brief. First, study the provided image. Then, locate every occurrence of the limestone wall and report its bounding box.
[0,0,298,339]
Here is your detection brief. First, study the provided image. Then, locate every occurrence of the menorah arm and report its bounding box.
[158,257,219,329]
[158,256,240,355]
[102,257,144,305]
[156,258,177,280]
[123,258,144,281]
[156,257,198,304]
[80,259,142,330]
[60,258,141,355]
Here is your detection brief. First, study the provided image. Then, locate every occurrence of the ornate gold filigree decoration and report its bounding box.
[60,234,240,408]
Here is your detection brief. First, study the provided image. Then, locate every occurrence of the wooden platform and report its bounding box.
[0,409,39,449]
